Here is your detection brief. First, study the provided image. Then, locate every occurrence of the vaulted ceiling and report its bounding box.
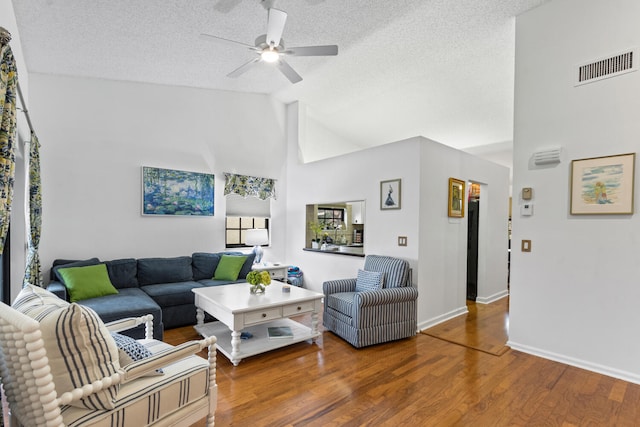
[12,0,548,157]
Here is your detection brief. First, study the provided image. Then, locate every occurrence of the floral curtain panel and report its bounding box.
[224,173,276,200]
[24,132,42,287]
[0,42,17,253]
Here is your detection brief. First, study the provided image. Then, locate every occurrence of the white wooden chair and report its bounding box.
[0,285,217,427]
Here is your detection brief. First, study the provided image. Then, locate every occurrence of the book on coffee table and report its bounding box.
[267,326,294,339]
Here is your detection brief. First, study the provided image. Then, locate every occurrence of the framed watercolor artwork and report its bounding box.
[142,166,215,216]
[448,177,465,218]
[570,153,635,215]
[380,179,401,210]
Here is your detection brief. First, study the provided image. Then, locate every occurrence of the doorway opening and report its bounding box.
[467,182,481,301]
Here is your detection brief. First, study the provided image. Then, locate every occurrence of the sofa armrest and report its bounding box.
[323,278,356,296]
[354,286,419,308]
[46,281,68,301]
[105,314,154,340]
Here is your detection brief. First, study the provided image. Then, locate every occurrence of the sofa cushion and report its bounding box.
[191,252,221,281]
[52,257,100,282]
[56,263,119,303]
[78,288,164,340]
[141,281,203,307]
[105,258,139,289]
[13,285,120,410]
[137,256,193,285]
[213,255,247,281]
[220,251,256,279]
[355,269,384,292]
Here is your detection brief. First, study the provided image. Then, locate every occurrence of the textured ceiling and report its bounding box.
[12,0,548,153]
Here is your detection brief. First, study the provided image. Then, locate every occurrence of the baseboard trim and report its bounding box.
[507,341,640,385]
[476,290,509,304]
[417,306,468,331]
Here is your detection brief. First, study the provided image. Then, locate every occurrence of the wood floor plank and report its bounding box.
[161,299,640,426]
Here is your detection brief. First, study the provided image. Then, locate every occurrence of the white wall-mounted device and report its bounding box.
[533,148,562,165]
[521,203,534,216]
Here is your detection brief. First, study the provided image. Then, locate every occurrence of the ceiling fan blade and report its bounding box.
[266,8,287,47]
[276,59,303,84]
[200,33,255,49]
[285,45,338,56]
[227,57,261,78]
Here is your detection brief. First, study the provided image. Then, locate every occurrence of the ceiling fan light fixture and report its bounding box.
[261,49,279,63]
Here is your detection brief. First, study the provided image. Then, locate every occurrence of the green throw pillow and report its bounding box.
[213,255,248,281]
[57,263,119,302]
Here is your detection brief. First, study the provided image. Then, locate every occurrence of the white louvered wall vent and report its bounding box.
[575,49,637,86]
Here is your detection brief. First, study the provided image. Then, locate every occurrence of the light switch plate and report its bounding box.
[521,240,531,252]
[398,236,407,246]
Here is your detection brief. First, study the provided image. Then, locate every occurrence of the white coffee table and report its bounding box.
[192,283,323,366]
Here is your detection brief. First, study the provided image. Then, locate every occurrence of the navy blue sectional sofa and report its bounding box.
[47,252,255,340]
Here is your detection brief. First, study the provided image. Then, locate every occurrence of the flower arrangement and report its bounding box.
[246,270,272,294]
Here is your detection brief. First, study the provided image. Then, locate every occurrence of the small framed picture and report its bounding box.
[448,178,465,218]
[380,179,401,210]
[570,153,635,215]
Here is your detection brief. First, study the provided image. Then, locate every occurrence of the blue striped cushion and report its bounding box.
[355,269,384,292]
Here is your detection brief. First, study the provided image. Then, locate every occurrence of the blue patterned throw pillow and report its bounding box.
[111,332,163,375]
[355,269,385,292]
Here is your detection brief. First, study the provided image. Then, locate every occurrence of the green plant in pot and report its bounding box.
[246,270,271,294]
[308,221,323,248]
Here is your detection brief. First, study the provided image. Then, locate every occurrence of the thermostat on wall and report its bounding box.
[521,203,533,216]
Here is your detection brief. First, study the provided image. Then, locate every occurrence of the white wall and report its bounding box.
[510,0,640,384]
[29,73,286,296]
[287,102,509,329]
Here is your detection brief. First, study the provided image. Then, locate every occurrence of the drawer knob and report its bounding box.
[297,306,301,311]
[262,313,267,318]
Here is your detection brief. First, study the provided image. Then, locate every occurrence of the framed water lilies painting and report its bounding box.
[570,153,635,215]
[142,166,214,216]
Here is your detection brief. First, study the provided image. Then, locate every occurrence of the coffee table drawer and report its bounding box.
[244,307,282,325]
[283,301,315,316]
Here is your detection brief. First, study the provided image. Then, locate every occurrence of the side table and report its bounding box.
[251,263,289,282]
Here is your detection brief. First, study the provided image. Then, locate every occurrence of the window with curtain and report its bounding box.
[224,173,274,249]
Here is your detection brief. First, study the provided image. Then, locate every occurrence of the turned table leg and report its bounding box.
[230,330,242,366]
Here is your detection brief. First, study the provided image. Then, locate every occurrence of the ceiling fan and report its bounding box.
[201,6,338,83]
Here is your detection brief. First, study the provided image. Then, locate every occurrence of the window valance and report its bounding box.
[224,173,276,200]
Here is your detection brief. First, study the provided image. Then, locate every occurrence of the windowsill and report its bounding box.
[302,248,365,257]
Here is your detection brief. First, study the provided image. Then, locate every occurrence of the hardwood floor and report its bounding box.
[421,298,510,356]
[164,301,640,426]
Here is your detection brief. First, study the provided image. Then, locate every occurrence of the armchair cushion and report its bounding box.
[363,255,409,288]
[13,285,121,410]
[60,340,211,427]
[111,332,163,376]
[355,269,384,292]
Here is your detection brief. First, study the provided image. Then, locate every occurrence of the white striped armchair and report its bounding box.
[0,284,217,427]
[322,255,418,348]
